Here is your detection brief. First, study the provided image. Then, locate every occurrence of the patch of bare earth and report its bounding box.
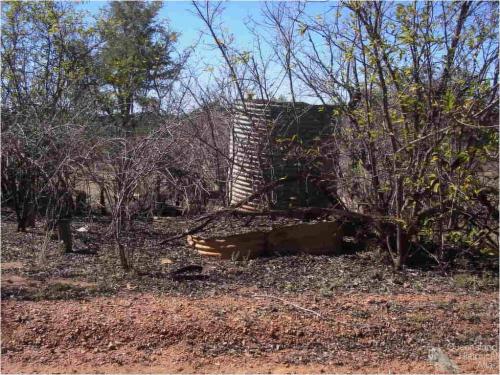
[2,261,24,271]
[1,291,498,374]
[1,214,498,373]
[2,274,96,290]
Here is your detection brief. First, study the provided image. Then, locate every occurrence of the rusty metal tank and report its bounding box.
[229,100,334,211]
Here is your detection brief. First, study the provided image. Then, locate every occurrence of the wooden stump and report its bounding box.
[26,207,36,228]
[57,219,72,253]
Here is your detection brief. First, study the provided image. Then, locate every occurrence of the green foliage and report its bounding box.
[320,1,500,267]
[1,1,100,232]
[298,23,308,36]
[1,1,94,117]
[97,1,180,127]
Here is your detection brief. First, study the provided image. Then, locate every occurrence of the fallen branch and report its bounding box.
[231,206,373,222]
[157,171,400,246]
[253,293,322,318]
[158,215,215,244]
[157,176,298,245]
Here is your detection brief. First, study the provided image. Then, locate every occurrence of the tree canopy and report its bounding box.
[97,1,180,129]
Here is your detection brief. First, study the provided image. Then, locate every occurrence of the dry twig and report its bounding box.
[253,293,322,318]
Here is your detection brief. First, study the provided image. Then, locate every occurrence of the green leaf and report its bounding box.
[298,24,308,36]
[432,182,440,193]
[444,90,456,113]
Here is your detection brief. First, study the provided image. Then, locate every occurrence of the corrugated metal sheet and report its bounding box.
[229,100,333,211]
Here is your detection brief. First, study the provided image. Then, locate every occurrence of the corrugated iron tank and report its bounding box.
[229,100,334,211]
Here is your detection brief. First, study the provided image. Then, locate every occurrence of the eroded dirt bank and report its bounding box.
[2,291,498,374]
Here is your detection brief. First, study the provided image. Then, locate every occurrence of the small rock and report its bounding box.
[160,258,174,265]
[428,347,460,374]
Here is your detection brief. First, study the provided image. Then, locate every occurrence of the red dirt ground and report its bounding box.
[2,290,498,374]
[1,217,498,373]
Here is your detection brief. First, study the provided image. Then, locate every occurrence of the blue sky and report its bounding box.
[77,1,333,52]
[78,1,265,48]
[76,1,278,76]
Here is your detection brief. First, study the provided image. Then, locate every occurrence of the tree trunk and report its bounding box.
[17,206,35,232]
[100,187,107,215]
[394,231,410,270]
[26,206,36,228]
[57,219,72,253]
[155,175,161,214]
[17,217,27,232]
[116,241,130,271]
